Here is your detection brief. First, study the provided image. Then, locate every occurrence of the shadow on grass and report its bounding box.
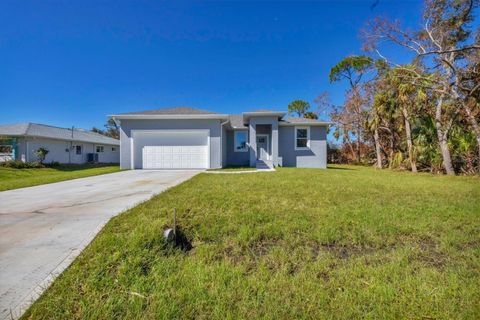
[327,165,356,170]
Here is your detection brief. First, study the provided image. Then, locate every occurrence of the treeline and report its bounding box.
[327,0,479,175]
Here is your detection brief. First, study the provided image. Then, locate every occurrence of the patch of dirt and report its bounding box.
[310,242,380,260]
[410,235,449,269]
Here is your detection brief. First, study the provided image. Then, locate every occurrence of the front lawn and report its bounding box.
[0,164,121,191]
[23,166,480,319]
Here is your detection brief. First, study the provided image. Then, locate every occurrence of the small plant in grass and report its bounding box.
[35,147,49,164]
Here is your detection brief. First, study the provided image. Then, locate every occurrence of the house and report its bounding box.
[0,123,120,164]
[110,107,329,170]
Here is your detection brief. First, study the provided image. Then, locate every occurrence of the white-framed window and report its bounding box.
[75,145,82,155]
[294,126,310,150]
[96,145,104,153]
[234,130,248,152]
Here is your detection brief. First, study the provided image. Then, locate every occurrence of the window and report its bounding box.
[295,127,310,150]
[0,145,12,153]
[75,145,82,155]
[96,145,104,153]
[234,131,248,152]
[112,147,117,152]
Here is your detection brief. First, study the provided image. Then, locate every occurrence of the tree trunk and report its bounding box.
[356,127,362,163]
[434,95,455,175]
[344,132,356,162]
[462,99,480,174]
[402,106,417,173]
[388,125,396,168]
[374,127,382,168]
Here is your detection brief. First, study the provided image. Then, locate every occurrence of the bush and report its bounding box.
[45,161,60,167]
[0,160,45,169]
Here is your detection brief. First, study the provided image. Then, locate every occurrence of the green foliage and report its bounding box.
[22,167,480,319]
[34,147,49,164]
[287,99,311,117]
[0,160,44,169]
[329,55,373,85]
[303,111,318,119]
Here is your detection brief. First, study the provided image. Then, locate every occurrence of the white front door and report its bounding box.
[256,135,269,160]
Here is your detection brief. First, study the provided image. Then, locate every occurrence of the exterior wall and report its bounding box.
[96,144,120,163]
[226,129,249,166]
[11,137,119,164]
[222,125,228,167]
[119,119,222,169]
[278,126,327,168]
[248,116,279,167]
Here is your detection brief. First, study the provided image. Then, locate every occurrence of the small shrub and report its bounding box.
[0,160,45,169]
[46,161,60,167]
[35,147,49,164]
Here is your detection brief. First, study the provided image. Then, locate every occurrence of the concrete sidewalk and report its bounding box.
[0,169,200,320]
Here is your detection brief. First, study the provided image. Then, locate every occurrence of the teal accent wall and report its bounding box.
[0,137,18,160]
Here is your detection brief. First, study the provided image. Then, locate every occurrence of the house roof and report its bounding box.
[229,114,247,129]
[280,117,332,126]
[0,123,120,145]
[110,107,330,127]
[110,107,229,120]
[115,106,220,115]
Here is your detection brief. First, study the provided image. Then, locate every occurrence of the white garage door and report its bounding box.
[133,130,209,169]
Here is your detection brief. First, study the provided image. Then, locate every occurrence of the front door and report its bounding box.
[256,135,269,160]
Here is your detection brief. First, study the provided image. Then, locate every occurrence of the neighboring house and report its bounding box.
[0,123,120,164]
[110,107,330,170]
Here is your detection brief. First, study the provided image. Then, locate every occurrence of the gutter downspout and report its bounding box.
[220,119,229,168]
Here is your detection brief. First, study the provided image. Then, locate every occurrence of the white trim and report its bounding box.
[234,130,248,152]
[256,134,270,160]
[131,129,210,135]
[130,129,211,169]
[294,126,310,151]
[130,136,134,169]
[110,114,228,120]
[279,122,331,126]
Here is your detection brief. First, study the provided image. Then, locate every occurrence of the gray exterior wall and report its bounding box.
[278,126,327,168]
[248,116,279,167]
[119,119,222,169]
[14,137,118,164]
[226,130,249,166]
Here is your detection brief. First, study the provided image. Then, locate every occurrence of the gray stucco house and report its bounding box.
[111,107,329,170]
[0,123,120,164]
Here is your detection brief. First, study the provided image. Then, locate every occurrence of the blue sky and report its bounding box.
[1,0,423,132]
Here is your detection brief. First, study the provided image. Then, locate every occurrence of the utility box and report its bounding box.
[87,153,98,163]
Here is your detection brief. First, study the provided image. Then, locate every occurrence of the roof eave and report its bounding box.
[109,114,229,120]
[279,122,332,126]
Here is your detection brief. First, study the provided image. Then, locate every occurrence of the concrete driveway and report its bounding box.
[0,169,200,320]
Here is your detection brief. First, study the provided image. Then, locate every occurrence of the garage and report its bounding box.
[132,130,210,169]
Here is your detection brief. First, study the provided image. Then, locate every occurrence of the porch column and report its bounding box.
[272,121,278,166]
[249,122,257,167]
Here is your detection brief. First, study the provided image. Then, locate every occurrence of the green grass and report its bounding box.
[0,164,121,191]
[23,165,480,319]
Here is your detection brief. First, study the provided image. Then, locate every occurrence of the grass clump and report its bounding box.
[22,165,480,319]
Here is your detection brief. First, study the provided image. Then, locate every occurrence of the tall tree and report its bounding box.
[363,0,480,174]
[288,100,311,117]
[330,55,374,162]
[91,119,120,140]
